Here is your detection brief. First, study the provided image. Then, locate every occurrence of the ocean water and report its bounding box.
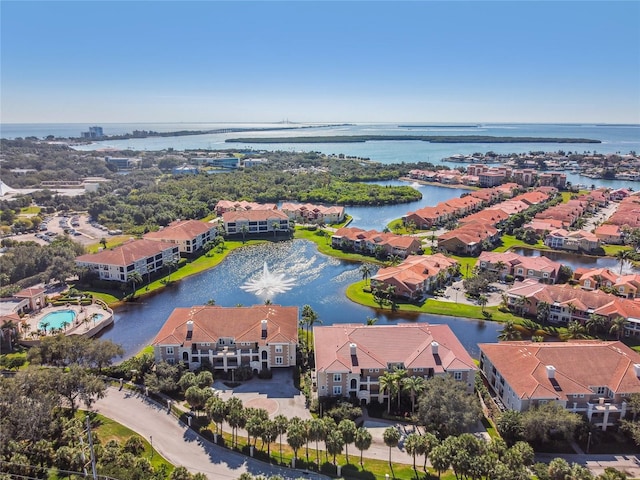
[3,122,639,189]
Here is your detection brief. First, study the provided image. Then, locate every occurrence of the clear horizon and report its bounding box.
[2,1,639,124]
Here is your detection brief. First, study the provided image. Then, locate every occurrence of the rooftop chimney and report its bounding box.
[350,343,357,356]
[431,341,439,355]
[634,364,640,377]
[186,320,194,332]
[261,319,268,339]
[546,365,556,379]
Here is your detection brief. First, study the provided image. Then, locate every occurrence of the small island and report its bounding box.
[225,134,602,144]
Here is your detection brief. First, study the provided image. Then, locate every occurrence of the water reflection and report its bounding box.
[101,240,502,359]
[511,247,638,273]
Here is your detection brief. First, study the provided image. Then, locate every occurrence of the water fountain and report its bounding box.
[240,262,296,297]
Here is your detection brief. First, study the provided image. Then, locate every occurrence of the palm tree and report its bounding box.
[260,420,277,457]
[379,371,397,414]
[478,294,488,312]
[405,432,421,471]
[494,260,507,279]
[360,264,372,286]
[383,427,401,466]
[308,417,326,465]
[325,429,344,466]
[286,417,306,466]
[164,259,178,283]
[301,305,320,354]
[403,376,426,413]
[387,254,402,267]
[610,315,627,340]
[271,221,280,238]
[587,313,606,336]
[366,316,378,326]
[498,321,521,341]
[99,237,108,249]
[354,427,372,465]
[127,271,143,298]
[0,318,17,353]
[565,320,588,340]
[338,419,356,464]
[536,300,551,326]
[616,249,630,275]
[392,368,408,409]
[273,414,288,464]
[240,224,249,243]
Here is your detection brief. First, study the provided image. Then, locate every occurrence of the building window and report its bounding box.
[166,347,174,355]
[453,372,463,381]
[275,356,283,365]
[596,386,606,395]
[275,345,283,353]
[333,386,342,395]
[333,374,342,382]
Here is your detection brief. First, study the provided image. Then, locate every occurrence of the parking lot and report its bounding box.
[8,213,117,248]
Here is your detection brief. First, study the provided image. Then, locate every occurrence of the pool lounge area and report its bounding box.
[20,301,114,343]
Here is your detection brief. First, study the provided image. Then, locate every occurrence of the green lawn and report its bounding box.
[19,206,42,214]
[91,413,174,475]
[294,228,387,265]
[492,234,546,252]
[346,280,520,323]
[81,239,269,307]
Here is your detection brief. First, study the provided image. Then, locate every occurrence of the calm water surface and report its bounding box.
[101,240,501,359]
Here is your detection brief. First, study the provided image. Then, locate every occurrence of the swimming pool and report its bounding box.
[38,310,76,330]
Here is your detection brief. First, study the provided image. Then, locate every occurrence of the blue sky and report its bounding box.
[2,1,639,124]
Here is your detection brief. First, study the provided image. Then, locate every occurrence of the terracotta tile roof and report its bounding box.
[594,224,622,236]
[76,239,176,266]
[479,341,640,401]
[222,209,289,222]
[144,219,215,241]
[215,200,277,212]
[314,324,476,375]
[152,305,299,347]
[13,287,46,298]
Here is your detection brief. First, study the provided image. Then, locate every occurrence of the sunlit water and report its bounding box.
[100,240,501,359]
[240,262,297,298]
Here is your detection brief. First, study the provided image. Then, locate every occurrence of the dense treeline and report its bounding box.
[0,236,83,294]
[1,142,439,234]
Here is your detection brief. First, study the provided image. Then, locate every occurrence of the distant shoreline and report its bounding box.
[225,135,601,144]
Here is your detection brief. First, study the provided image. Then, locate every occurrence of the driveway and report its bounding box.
[214,368,312,420]
[93,387,328,480]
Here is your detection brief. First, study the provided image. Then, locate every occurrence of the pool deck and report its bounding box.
[19,301,114,344]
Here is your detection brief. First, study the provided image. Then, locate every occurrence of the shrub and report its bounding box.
[258,368,272,379]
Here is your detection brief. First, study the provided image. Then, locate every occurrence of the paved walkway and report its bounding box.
[93,388,328,480]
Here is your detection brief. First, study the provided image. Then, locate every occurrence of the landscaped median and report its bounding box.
[346,279,521,323]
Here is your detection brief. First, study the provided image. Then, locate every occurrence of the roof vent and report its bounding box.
[546,365,556,379]
[186,320,194,332]
[431,341,439,355]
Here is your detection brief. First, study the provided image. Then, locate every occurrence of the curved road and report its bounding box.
[93,387,328,480]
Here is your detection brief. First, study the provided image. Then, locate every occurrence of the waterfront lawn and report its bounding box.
[294,227,386,265]
[80,239,268,306]
[603,244,634,257]
[492,234,546,252]
[346,280,520,323]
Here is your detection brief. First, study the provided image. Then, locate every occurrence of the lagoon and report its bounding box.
[100,240,501,359]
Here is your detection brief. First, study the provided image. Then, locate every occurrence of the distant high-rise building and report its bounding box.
[81,126,104,139]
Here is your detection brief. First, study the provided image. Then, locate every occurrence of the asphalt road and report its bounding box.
[93,387,328,480]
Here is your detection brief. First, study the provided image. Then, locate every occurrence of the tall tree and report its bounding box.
[417,375,482,439]
[360,264,372,285]
[338,419,357,464]
[382,427,400,466]
[403,375,426,413]
[354,427,372,466]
